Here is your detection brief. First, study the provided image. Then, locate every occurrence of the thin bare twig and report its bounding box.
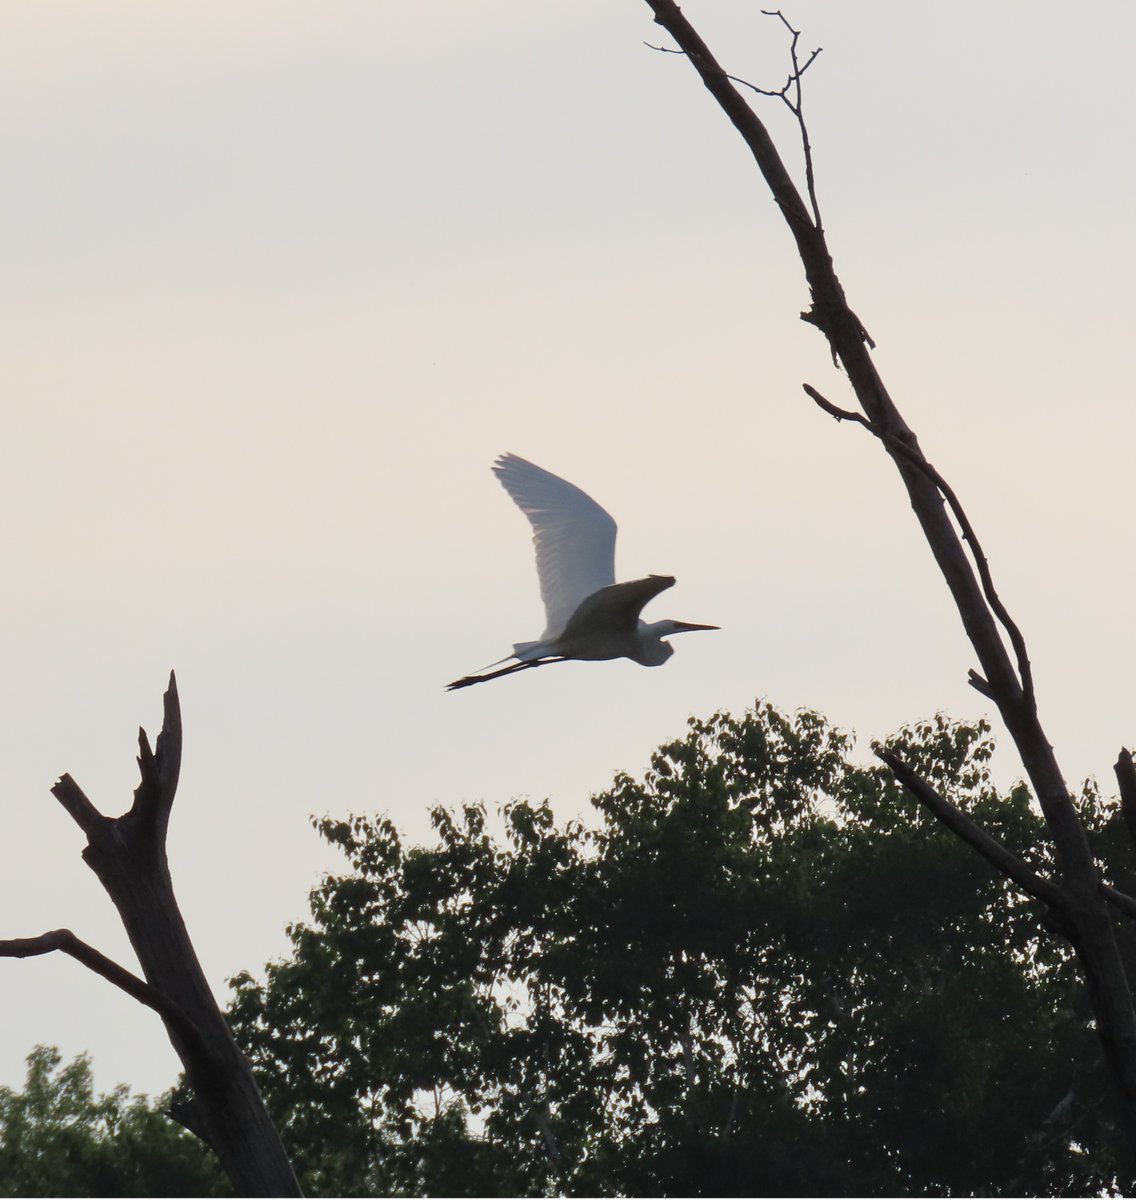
[804,383,1037,711]
[0,928,203,1050]
[803,384,873,431]
[755,11,823,230]
[877,750,1066,910]
[1103,885,1136,922]
[646,10,824,232]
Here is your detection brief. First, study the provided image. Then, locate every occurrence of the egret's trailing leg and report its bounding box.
[446,656,565,691]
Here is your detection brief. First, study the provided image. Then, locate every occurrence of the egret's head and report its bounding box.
[637,619,720,666]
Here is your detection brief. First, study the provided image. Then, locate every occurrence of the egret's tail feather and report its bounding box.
[476,652,516,673]
[511,640,548,662]
[470,639,550,673]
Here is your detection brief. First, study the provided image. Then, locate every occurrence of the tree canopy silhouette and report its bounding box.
[0,1045,227,1198]
[228,702,1133,1196]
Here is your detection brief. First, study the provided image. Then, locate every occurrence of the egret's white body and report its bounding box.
[447,454,717,690]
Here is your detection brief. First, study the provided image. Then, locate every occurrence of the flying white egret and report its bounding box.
[447,453,718,690]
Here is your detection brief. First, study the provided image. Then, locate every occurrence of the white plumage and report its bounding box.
[447,454,717,690]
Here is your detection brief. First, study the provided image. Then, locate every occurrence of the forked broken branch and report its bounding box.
[1,673,300,1197]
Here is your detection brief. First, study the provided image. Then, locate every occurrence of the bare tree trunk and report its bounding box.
[1,674,301,1197]
[641,0,1136,1154]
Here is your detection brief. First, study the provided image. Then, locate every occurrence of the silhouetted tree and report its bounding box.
[0,677,299,1196]
[0,1045,227,1198]
[230,703,1131,1195]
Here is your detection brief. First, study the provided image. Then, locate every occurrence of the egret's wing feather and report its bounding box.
[493,453,617,637]
[560,575,676,639]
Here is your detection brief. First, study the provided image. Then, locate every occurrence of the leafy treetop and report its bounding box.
[229,701,1136,1196]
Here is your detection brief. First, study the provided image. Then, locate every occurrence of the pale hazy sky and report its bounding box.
[3,2,1134,1099]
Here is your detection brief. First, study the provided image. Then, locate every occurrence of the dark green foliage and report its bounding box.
[229,703,1135,1196]
[0,1045,228,1198]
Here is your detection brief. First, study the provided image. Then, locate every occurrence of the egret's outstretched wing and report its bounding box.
[493,453,617,638]
[559,575,675,639]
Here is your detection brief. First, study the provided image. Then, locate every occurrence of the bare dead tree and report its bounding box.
[0,673,301,1197]
[642,0,1136,1155]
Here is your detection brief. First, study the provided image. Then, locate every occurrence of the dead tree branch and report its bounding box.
[1103,886,1136,922]
[641,0,1136,1152]
[746,11,824,231]
[877,750,1066,910]
[1115,748,1136,852]
[0,929,205,1054]
[649,9,824,230]
[5,673,301,1197]
[803,383,1036,709]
